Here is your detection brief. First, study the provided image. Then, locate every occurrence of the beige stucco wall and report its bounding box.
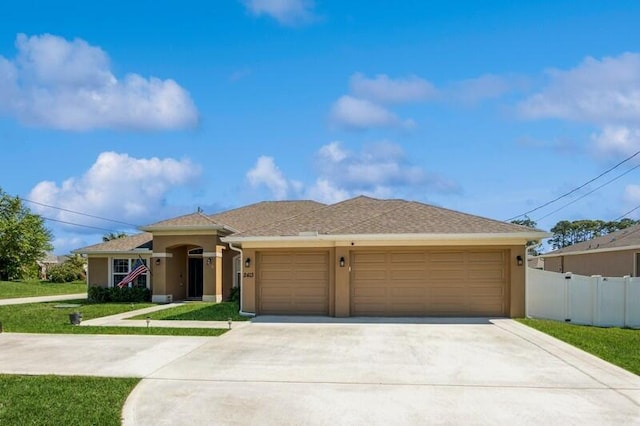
[544,249,637,277]
[88,257,108,288]
[242,244,526,318]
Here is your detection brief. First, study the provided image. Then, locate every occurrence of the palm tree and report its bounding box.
[102,232,128,242]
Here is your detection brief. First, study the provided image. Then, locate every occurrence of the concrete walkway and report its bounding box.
[80,303,250,329]
[0,293,87,305]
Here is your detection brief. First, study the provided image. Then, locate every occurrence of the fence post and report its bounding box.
[591,275,602,326]
[564,272,572,322]
[623,275,630,328]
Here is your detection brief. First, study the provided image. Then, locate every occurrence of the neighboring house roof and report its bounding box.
[541,224,640,257]
[75,232,153,254]
[226,196,546,240]
[209,200,326,232]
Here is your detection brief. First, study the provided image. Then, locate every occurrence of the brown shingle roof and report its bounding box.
[75,232,153,253]
[231,196,537,237]
[142,212,221,228]
[542,223,640,256]
[209,200,325,232]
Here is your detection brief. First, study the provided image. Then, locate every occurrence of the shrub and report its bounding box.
[229,286,240,303]
[48,263,84,283]
[88,286,151,303]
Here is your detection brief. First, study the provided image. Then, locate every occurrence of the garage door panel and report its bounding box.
[390,252,426,263]
[351,250,507,317]
[258,251,329,315]
[430,252,465,262]
[390,271,425,281]
[353,253,386,263]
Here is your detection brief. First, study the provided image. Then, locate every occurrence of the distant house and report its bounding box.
[37,253,68,280]
[540,224,640,277]
[74,196,547,318]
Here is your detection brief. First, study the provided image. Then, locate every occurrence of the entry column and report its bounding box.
[202,245,224,302]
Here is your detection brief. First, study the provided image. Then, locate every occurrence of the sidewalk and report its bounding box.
[80,302,251,329]
[0,293,87,306]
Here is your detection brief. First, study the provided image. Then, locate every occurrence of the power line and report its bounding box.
[506,149,640,221]
[20,197,139,227]
[614,204,640,221]
[42,216,124,233]
[534,163,640,222]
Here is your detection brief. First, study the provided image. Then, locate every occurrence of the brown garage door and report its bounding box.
[258,251,329,315]
[351,250,507,316]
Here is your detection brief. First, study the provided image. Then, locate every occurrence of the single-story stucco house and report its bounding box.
[74,196,548,318]
[540,224,640,277]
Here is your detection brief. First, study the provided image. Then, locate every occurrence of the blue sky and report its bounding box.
[2,0,640,254]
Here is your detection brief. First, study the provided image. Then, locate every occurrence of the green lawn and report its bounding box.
[0,280,86,299]
[131,301,249,321]
[0,374,139,426]
[518,318,640,375]
[0,300,226,336]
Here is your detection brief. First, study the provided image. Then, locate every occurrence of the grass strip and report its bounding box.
[0,374,139,426]
[131,301,249,321]
[517,318,640,375]
[0,300,225,336]
[0,280,86,299]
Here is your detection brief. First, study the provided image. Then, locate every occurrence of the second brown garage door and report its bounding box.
[258,251,329,315]
[351,250,507,316]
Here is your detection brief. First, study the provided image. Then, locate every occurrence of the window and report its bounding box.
[112,258,148,288]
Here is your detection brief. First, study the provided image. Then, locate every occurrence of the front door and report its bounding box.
[188,257,203,299]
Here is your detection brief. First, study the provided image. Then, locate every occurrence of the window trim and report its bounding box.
[109,257,150,289]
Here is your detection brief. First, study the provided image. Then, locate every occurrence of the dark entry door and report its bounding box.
[188,257,203,299]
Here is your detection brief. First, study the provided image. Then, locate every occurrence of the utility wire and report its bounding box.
[534,163,640,222]
[20,197,139,227]
[506,149,640,221]
[42,216,124,233]
[614,204,640,222]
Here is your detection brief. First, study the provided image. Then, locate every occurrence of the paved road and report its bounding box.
[122,318,640,425]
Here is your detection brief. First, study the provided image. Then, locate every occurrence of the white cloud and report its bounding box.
[0,33,198,131]
[519,53,640,124]
[448,74,528,105]
[330,95,414,130]
[28,152,201,231]
[246,156,291,199]
[349,73,436,104]
[591,126,640,157]
[241,0,316,26]
[246,141,460,203]
[310,141,458,201]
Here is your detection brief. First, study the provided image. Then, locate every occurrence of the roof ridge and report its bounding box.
[232,200,330,236]
[328,199,411,233]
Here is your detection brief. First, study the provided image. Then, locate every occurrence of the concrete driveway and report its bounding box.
[123,318,640,425]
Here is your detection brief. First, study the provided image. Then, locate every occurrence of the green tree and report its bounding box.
[511,216,541,255]
[0,188,53,280]
[550,218,640,249]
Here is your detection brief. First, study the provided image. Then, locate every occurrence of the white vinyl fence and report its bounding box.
[526,268,640,328]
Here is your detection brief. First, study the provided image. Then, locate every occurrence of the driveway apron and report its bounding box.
[122,318,640,425]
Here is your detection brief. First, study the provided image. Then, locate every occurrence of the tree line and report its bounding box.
[512,216,640,251]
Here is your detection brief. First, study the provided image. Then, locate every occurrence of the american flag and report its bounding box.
[116,259,149,288]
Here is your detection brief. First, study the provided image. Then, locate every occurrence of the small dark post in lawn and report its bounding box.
[69,312,82,325]
[0,321,3,333]
[146,316,151,330]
